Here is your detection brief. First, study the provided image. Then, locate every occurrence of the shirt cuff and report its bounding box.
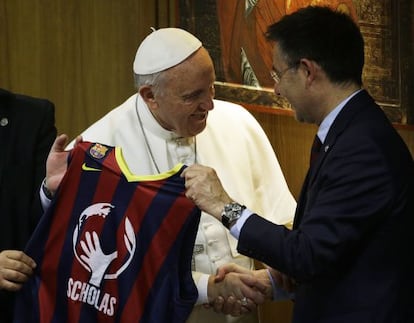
[229,208,252,239]
[195,273,210,304]
[266,269,295,301]
[40,180,52,211]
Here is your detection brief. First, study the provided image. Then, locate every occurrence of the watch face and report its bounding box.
[222,203,245,229]
[227,204,241,213]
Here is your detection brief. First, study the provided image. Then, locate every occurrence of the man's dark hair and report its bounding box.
[266,6,364,86]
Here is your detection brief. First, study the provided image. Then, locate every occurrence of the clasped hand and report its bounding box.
[206,263,273,316]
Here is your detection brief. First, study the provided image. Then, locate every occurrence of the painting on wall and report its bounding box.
[178,0,413,124]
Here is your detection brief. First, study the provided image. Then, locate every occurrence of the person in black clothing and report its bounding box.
[0,88,56,322]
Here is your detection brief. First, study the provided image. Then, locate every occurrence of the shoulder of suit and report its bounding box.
[0,88,12,108]
[0,89,54,112]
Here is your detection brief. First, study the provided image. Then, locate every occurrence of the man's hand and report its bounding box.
[215,263,273,300]
[45,134,82,196]
[206,264,270,316]
[0,250,36,291]
[181,164,233,220]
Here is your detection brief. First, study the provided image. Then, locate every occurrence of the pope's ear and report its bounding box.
[139,85,156,105]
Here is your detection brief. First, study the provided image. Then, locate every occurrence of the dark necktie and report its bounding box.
[310,135,322,165]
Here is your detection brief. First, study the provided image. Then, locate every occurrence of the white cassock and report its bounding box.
[66,93,296,323]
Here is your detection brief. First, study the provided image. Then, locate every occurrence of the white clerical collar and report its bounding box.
[137,94,181,141]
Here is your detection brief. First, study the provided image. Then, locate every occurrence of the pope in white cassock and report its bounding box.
[43,28,296,323]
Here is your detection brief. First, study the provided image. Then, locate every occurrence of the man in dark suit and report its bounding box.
[182,6,414,323]
[0,88,56,322]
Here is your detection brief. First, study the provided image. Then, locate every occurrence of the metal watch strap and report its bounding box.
[221,202,246,229]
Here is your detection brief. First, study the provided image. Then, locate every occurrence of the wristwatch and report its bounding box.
[221,202,246,229]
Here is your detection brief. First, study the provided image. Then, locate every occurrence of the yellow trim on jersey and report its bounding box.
[115,147,184,182]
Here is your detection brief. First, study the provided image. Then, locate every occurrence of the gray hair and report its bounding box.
[134,71,166,96]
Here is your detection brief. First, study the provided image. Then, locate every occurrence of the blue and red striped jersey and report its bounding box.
[14,142,200,323]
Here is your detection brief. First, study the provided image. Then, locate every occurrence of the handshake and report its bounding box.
[205,263,295,316]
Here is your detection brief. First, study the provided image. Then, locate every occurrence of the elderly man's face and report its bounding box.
[151,48,216,137]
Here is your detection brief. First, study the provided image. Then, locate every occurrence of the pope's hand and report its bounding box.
[45,134,83,196]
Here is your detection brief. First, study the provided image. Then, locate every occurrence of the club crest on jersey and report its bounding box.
[68,202,136,316]
[89,143,109,159]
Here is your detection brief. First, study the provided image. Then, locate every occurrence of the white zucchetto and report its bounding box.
[133,28,202,75]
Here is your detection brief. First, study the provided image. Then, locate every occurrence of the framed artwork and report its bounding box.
[178,0,413,124]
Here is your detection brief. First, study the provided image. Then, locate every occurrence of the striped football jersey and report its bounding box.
[14,142,200,323]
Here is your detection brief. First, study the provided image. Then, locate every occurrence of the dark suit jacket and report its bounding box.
[238,90,414,323]
[0,88,56,323]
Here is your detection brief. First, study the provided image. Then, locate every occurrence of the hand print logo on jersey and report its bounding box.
[68,202,136,316]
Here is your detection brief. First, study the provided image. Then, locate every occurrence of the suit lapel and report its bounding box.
[308,90,374,183]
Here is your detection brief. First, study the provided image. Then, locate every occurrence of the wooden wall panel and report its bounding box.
[0,0,174,139]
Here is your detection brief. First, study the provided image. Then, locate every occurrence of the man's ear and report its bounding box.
[299,58,320,87]
[139,85,158,109]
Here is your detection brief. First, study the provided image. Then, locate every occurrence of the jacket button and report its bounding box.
[0,117,8,126]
